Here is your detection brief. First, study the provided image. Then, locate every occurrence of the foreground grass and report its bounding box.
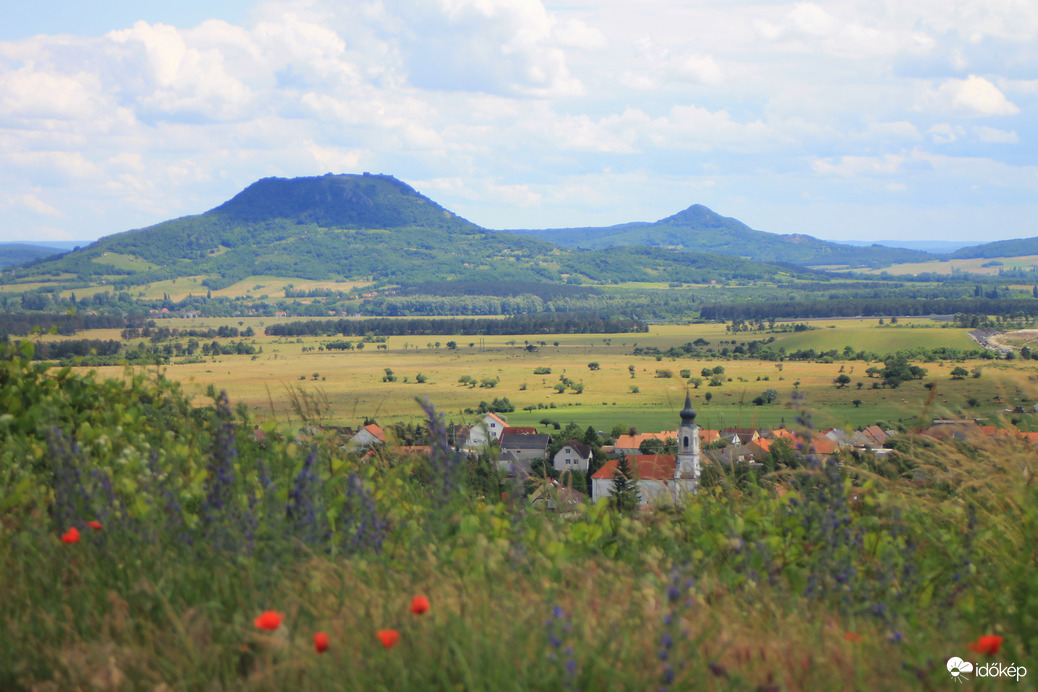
[2,347,1035,690]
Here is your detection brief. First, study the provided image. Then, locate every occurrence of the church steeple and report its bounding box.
[675,390,701,487]
[679,391,696,424]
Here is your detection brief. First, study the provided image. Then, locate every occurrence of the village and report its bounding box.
[336,395,1030,508]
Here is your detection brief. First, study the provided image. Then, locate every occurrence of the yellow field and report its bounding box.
[852,254,1038,277]
[42,319,1038,434]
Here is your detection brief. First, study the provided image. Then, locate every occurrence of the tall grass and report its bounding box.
[0,344,1034,690]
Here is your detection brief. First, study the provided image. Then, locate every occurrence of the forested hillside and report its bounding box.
[507,204,933,268]
[6,175,816,291]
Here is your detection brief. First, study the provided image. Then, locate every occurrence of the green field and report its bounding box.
[90,252,158,271]
[44,318,1038,434]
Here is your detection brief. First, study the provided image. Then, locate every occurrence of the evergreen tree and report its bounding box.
[610,456,641,513]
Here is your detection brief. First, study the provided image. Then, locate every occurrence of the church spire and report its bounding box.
[680,390,696,424]
[675,389,701,488]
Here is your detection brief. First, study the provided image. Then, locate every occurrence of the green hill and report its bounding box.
[0,243,66,268]
[949,236,1038,259]
[507,204,933,268]
[6,174,819,291]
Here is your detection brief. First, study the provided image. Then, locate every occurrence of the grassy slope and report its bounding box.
[2,345,1035,690]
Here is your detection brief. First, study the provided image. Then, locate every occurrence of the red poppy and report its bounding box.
[61,527,80,544]
[968,635,1003,656]
[844,632,861,642]
[86,520,102,531]
[410,595,430,615]
[314,631,330,653]
[376,629,399,648]
[254,611,283,631]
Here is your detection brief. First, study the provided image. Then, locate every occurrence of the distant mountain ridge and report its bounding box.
[949,237,1038,260]
[504,204,933,268]
[9,174,818,290]
[0,243,68,268]
[9,173,1037,289]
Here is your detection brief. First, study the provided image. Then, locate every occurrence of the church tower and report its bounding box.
[675,391,701,488]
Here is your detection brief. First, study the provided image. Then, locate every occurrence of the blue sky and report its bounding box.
[0,0,1035,244]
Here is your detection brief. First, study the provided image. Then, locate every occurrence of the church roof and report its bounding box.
[591,455,677,481]
[680,391,697,424]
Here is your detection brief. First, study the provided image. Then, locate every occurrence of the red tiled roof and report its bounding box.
[590,455,677,481]
[613,431,677,449]
[363,423,386,442]
[485,413,508,426]
[503,426,537,435]
[699,429,721,443]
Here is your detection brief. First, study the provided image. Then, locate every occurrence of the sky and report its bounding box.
[0,0,1036,245]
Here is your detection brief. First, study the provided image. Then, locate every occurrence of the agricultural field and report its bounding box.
[852,254,1038,277]
[43,318,1038,435]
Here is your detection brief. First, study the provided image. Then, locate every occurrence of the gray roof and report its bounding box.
[556,440,593,458]
[500,433,551,451]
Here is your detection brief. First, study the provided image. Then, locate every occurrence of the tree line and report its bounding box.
[264,313,648,338]
[698,297,1038,321]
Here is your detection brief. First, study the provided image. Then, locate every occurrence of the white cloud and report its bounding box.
[928,123,965,144]
[975,126,1019,143]
[0,63,107,122]
[0,191,65,217]
[360,0,589,96]
[930,75,1020,116]
[812,153,906,177]
[754,2,898,58]
[861,121,922,141]
[927,123,960,144]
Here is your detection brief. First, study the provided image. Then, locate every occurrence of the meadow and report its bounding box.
[1,342,1034,690]
[48,317,1038,436]
[838,254,1038,277]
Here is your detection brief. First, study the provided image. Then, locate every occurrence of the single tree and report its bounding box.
[610,456,641,513]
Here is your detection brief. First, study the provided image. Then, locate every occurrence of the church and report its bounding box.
[590,392,702,505]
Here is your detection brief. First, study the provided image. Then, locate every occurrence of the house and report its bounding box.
[852,425,891,449]
[498,433,551,471]
[347,423,386,450]
[612,431,677,456]
[720,427,759,445]
[703,441,766,467]
[699,429,721,445]
[553,440,593,473]
[464,412,509,449]
[529,478,584,513]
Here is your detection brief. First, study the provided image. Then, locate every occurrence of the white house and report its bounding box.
[348,423,386,450]
[464,412,509,449]
[553,440,593,473]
